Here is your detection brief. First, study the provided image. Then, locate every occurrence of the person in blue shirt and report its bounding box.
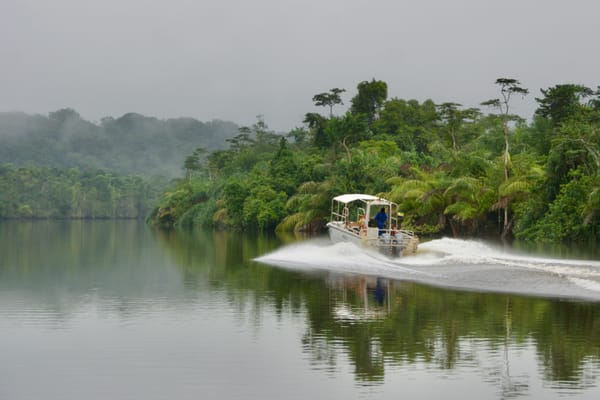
[374,207,387,236]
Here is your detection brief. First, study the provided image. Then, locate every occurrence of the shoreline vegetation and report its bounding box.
[0,110,239,220]
[148,78,600,244]
[0,165,158,219]
[2,78,599,243]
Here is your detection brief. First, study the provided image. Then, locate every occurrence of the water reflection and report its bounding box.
[296,271,600,397]
[0,221,183,321]
[1,221,599,399]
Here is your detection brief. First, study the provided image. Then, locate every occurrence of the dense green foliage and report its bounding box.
[0,109,241,219]
[151,79,600,243]
[0,109,239,177]
[0,164,159,219]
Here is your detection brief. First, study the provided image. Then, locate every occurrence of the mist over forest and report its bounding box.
[1,78,600,243]
[0,109,240,178]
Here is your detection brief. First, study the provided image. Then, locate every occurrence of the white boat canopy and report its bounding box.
[332,194,393,205]
[331,194,379,203]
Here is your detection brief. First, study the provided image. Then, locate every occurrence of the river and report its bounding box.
[1,220,599,399]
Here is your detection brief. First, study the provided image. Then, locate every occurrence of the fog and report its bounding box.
[2,0,599,131]
[0,110,239,177]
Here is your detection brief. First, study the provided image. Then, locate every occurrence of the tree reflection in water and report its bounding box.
[148,227,600,391]
[2,221,599,397]
[64,225,600,397]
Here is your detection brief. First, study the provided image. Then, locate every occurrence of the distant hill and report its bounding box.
[0,109,240,177]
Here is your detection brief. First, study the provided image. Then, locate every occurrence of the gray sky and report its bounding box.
[2,0,599,131]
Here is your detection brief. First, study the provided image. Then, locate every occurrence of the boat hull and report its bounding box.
[327,221,418,257]
[327,222,364,246]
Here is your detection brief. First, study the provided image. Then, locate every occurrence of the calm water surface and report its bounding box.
[1,220,599,400]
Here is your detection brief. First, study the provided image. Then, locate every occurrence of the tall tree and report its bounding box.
[350,79,388,123]
[312,88,346,117]
[374,98,438,153]
[535,84,594,126]
[303,112,329,148]
[436,103,480,151]
[481,78,528,238]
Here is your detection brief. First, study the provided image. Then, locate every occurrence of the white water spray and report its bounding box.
[255,238,600,301]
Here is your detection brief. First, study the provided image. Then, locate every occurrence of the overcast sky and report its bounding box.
[2,0,599,131]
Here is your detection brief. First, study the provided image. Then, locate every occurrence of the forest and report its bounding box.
[0,109,239,177]
[149,78,600,243]
[0,165,158,219]
[0,110,240,219]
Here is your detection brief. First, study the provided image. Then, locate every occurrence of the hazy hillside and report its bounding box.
[0,109,240,177]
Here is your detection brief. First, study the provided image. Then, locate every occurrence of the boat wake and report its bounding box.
[255,238,600,301]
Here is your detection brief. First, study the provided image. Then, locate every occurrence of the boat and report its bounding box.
[326,194,419,257]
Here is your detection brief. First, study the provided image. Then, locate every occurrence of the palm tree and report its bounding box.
[443,176,494,235]
[492,154,544,239]
[386,168,453,234]
[276,180,333,232]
